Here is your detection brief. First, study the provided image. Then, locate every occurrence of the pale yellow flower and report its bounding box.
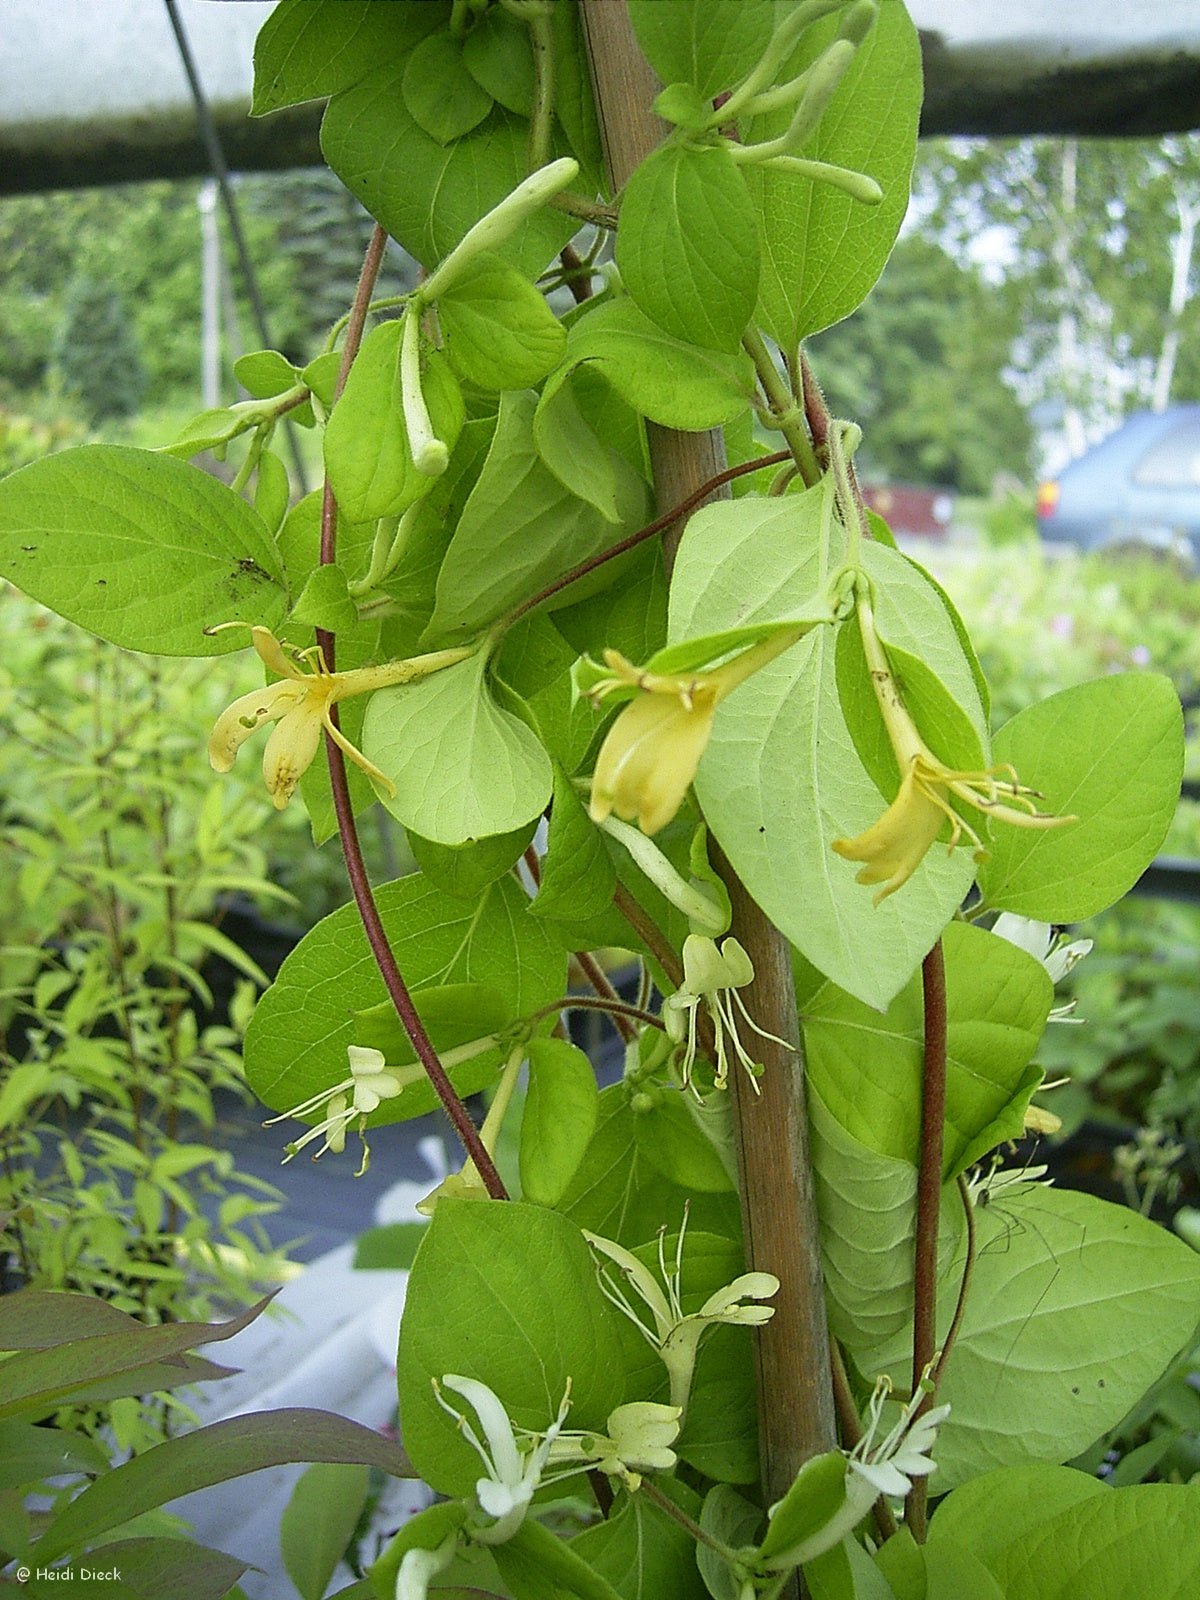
[208,626,468,809]
[588,632,804,836]
[833,594,1072,902]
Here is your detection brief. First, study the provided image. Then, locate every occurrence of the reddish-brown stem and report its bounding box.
[501,450,790,628]
[933,1174,978,1392]
[528,995,663,1033]
[907,938,948,1541]
[800,348,872,546]
[316,224,506,1199]
[558,241,594,304]
[612,882,683,989]
[571,951,638,1042]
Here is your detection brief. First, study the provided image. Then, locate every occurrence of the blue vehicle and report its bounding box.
[1037,404,1200,563]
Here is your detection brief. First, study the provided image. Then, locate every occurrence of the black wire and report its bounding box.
[163,0,309,494]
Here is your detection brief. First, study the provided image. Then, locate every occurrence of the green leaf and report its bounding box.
[302,351,342,409]
[953,1474,1200,1599]
[291,563,358,633]
[254,447,291,536]
[396,1200,629,1496]
[757,1450,848,1565]
[409,820,537,900]
[977,672,1183,922]
[159,406,243,459]
[534,375,628,522]
[572,1483,711,1600]
[532,768,617,923]
[353,1221,428,1272]
[403,28,493,144]
[234,348,299,398]
[462,6,536,116]
[244,873,565,1124]
[554,538,668,667]
[633,1090,735,1194]
[617,143,760,353]
[802,921,1052,1178]
[669,488,973,1009]
[0,1421,108,1491]
[0,445,287,655]
[281,1463,371,1600]
[426,390,650,641]
[862,1187,1200,1492]
[697,1484,762,1600]
[322,83,574,279]
[929,1464,1108,1580]
[520,1038,600,1208]
[559,1085,742,1248]
[745,0,922,345]
[556,297,756,430]
[21,1538,247,1600]
[363,651,552,846]
[496,1518,627,1600]
[0,1289,147,1350]
[36,1409,411,1565]
[0,1298,267,1423]
[808,1087,965,1353]
[324,319,464,526]
[252,0,447,115]
[807,1538,898,1600]
[628,0,772,99]
[368,1501,467,1600]
[437,252,567,391]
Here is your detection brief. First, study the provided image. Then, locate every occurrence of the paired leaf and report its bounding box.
[616,143,760,353]
[437,252,567,390]
[396,1200,629,1496]
[252,0,447,115]
[628,0,772,100]
[0,446,286,654]
[978,672,1183,921]
[364,651,552,846]
[744,0,922,345]
[403,28,493,144]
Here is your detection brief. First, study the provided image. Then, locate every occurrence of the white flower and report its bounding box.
[547,1400,683,1491]
[434,1375,570,1546]
[848,1378,950,1500]
[663,934,794,1093]
[992,913,1092,1022]
[583,1217,778,1411]
[263,1045,406,1175]
[395,1535,457,1600]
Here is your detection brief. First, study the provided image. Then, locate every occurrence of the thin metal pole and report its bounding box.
[164,0,308,492]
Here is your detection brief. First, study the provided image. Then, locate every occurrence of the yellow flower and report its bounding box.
[208,626,468,809]
[833,751,1069,904]
[588,632,803,837]
[833,593,1073,902]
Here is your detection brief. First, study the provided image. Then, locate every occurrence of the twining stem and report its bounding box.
[612,882,683,989]
[316,224,506,1199]
[639,1480,741,1563]
[501,449,789,628]
[579,3,837,1552]
[800,349,871,549]
[934,1174,978,1391]
[907,938,948,1541]
[525,4,556,171]
[743,329,822,487]
[571,951,639,1042]
[525,995,664,1034]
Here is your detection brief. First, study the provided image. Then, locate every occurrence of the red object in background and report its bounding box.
[1036,479,1060,518]
[860,483,955,540]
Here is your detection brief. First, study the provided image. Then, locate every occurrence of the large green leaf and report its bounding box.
[436,252,567,391]
[0,446,286,654]
[363,651,552,846]
[402,27,493,144]
[244,873,565,1123]
[627,0,772,100]
[426,390,650,640]
[531,766,618,924]
[321,84,574,279]
[808,1089,964,1353]
[977,673,1183,922]
[36,1410,411,1564]
[669,489,973,1009]
[744,0,922,345]
[252,0,447,114]
[409,820,537,901]
[0,1420,108,1490]
[572,1483,710,1600]
[935,1468,1200,1600]
[281,1463,371,1600]
[861,1186,1200,1491]
[616,142,760,353]
[22,1538,246,1600]
[396,1200,629,1496]
[324,319,464,526]
[520,1037,600,1208]
[802,921,1051,1178]
[555,297,756,430]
